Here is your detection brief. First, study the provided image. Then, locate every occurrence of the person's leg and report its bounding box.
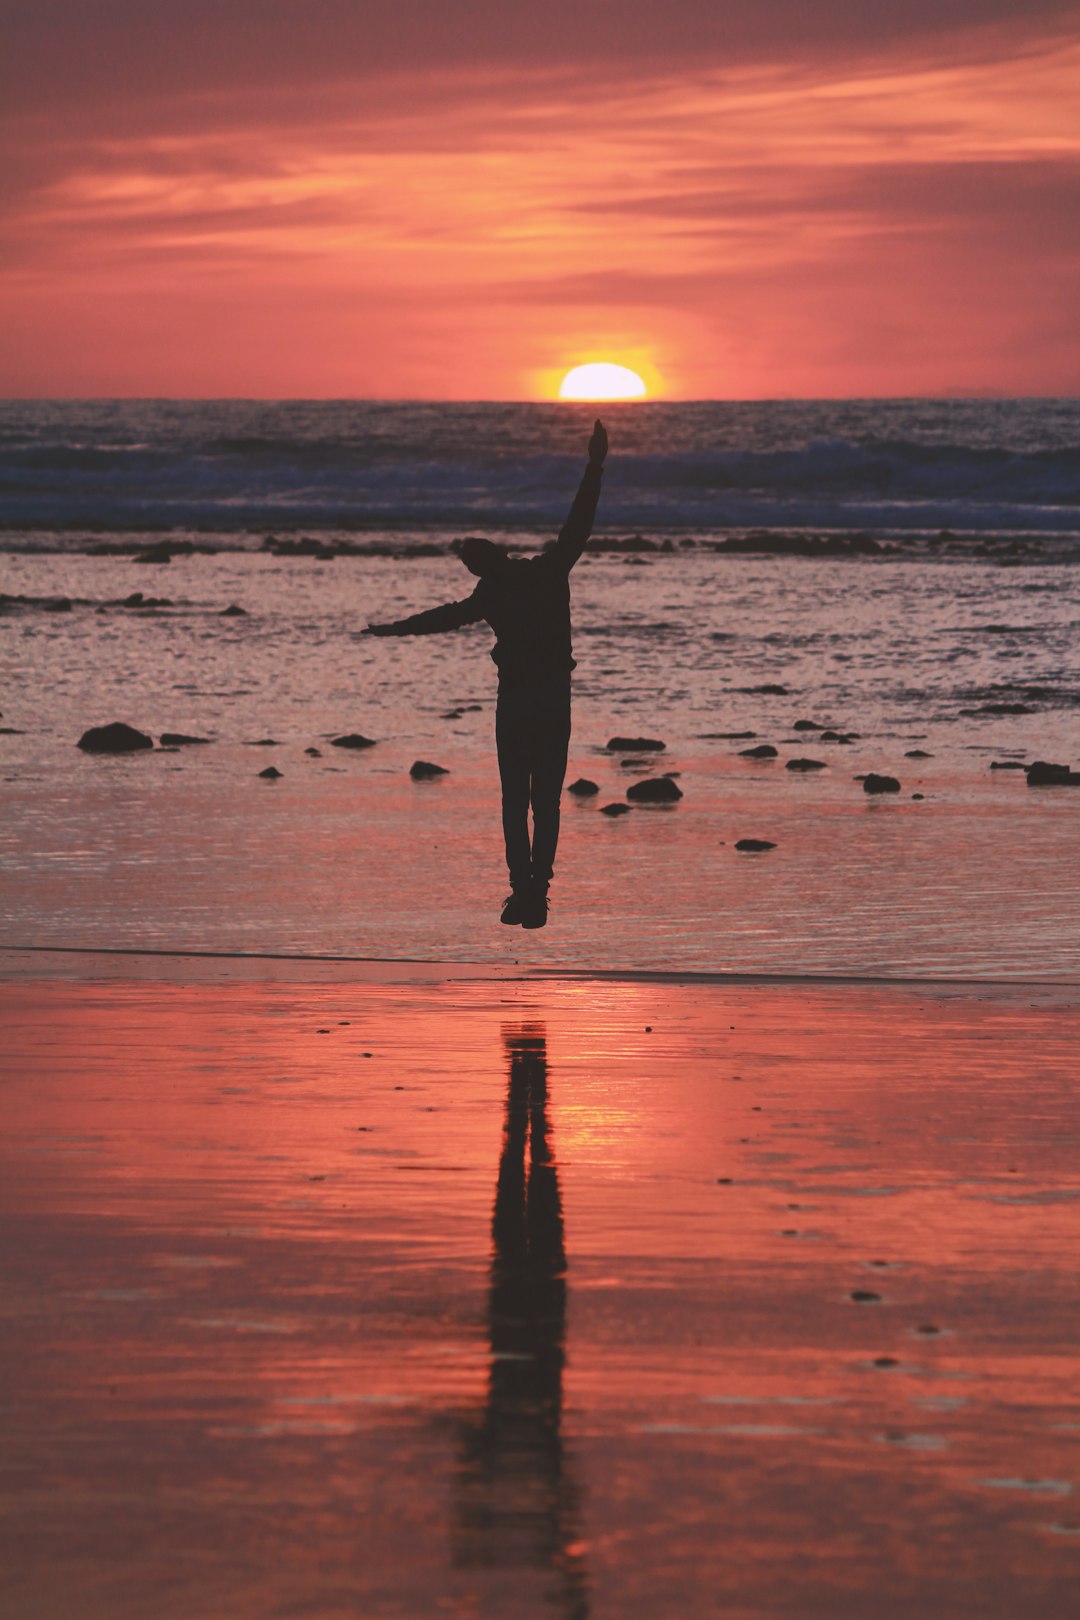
[495,685,533,894]
[528,681,572,892]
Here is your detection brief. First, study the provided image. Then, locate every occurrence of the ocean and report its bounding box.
[1,398,1078,975]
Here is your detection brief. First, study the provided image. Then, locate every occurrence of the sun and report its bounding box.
[558,362,647,401]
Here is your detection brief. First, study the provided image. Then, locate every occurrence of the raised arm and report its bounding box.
[365,592,484,637]
[549,418,607,574]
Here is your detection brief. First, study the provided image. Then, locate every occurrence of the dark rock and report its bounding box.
[863,773,901,794]
[159,733,211,746]
[850,1290,881,1303]
[714,532,881,557]
[740,744,778,759]
[243,738,280,746]
[258,766,282,779]
[600,802,631,816]
[440,709,464,720]
[329,733,377,749]
[739,684,788,696]
[626,776,683,803]
[305,746,322,757]
[1026,760,1080,786]
[410,760,449,778]
[989,760,1027,770]
[567,778,599,796]
[793,719,824,731]
[959,701,1034,717]
[121,591,172,608]
[0,726,26,735]
[735,838,776,852]
[912,793,925,800]
[220,603,247,616]
[820,730,857,743]
[43,597,73,612]
[786,757,827,772]
[606,736,666,751]
[77,722,154,753]
[699,730,756,740]
[904,749,932,758]
[132,542,176,564]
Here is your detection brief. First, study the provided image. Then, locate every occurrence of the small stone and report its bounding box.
[243,738,280,746]
[793,719,824,731]
[905,748,932,758]
[735,838,776,852]
[786,757,827,772]
[873,1356,899,1368]
[606,736,666,751]
[600,802,631,816]
[159,733,211,746]
[740,744,778,759]
[1027,760,1080,786]
[626,776,683,802]
[77,722,154,753]
[410,760,449,778]
[716,1177,733,1184]
[917,1324,941,1335]
[330,733,377,749]
[989,760,1027,770]
[740,684,788,696]
[567,777,599,796]
[305,746,322,757]
[220,603,247,616]
[912,792,925,800]
[259,766,282,779]
[850,1290,881,1303]
[863,773,901,794]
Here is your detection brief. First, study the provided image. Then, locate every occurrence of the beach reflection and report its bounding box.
[454,1024,589,1618]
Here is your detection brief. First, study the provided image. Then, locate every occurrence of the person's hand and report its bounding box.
[363,623,398,637]
[588,418,608,466]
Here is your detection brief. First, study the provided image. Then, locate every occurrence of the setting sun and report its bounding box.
[558,363,647,401]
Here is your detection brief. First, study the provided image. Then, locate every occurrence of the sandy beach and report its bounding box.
[2,949,1077,1619]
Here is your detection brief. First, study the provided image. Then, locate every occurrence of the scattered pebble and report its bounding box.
[786,757,827,772]
[567,778,599,796]
[740,744,778,759]
[409,760,449,778]
[626,776,683,802]
[863,773,901,794]
[735,838,776,852]
[258,766,282,779]
[329,733,377,749]
[600,802,631,816]
[850,1290,882,1303]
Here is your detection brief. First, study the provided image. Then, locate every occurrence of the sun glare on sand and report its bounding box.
[558,363,647,401]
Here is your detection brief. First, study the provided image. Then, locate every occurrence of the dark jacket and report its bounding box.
[386,461,603,687]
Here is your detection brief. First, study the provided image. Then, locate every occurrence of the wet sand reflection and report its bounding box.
[455,1025,590,1616]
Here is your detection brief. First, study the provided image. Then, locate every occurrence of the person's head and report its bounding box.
[459,536,510,579]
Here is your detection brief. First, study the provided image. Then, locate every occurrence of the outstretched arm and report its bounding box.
[550,418,607,574]
[365,593,484,637]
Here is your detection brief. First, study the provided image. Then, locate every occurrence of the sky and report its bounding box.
[1,0,1078,398]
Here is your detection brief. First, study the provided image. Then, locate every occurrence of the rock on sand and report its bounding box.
[863,773,901,794]
[77,722,154,753]
[626,776,683,803]
[410,760,449,778]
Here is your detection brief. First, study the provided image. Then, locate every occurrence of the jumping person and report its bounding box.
[365,419,608,930]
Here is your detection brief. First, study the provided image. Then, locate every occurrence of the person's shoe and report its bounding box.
[520,888,549,930]
[500,890,530,926]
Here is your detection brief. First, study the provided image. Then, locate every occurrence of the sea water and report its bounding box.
[1,399,1078,974]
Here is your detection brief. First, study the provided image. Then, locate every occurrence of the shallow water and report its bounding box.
[2,966,1078,1618]
[2,541,1078,974]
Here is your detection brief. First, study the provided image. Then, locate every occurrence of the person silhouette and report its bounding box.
[365,420,608,929]
[452,1025,590,1618]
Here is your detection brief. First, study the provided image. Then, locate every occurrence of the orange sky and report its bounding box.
[1,2,1078,397]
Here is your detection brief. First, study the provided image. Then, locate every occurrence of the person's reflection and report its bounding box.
[454,1024,589,1618]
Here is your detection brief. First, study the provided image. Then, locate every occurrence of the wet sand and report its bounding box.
[1,952,1078,1618]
